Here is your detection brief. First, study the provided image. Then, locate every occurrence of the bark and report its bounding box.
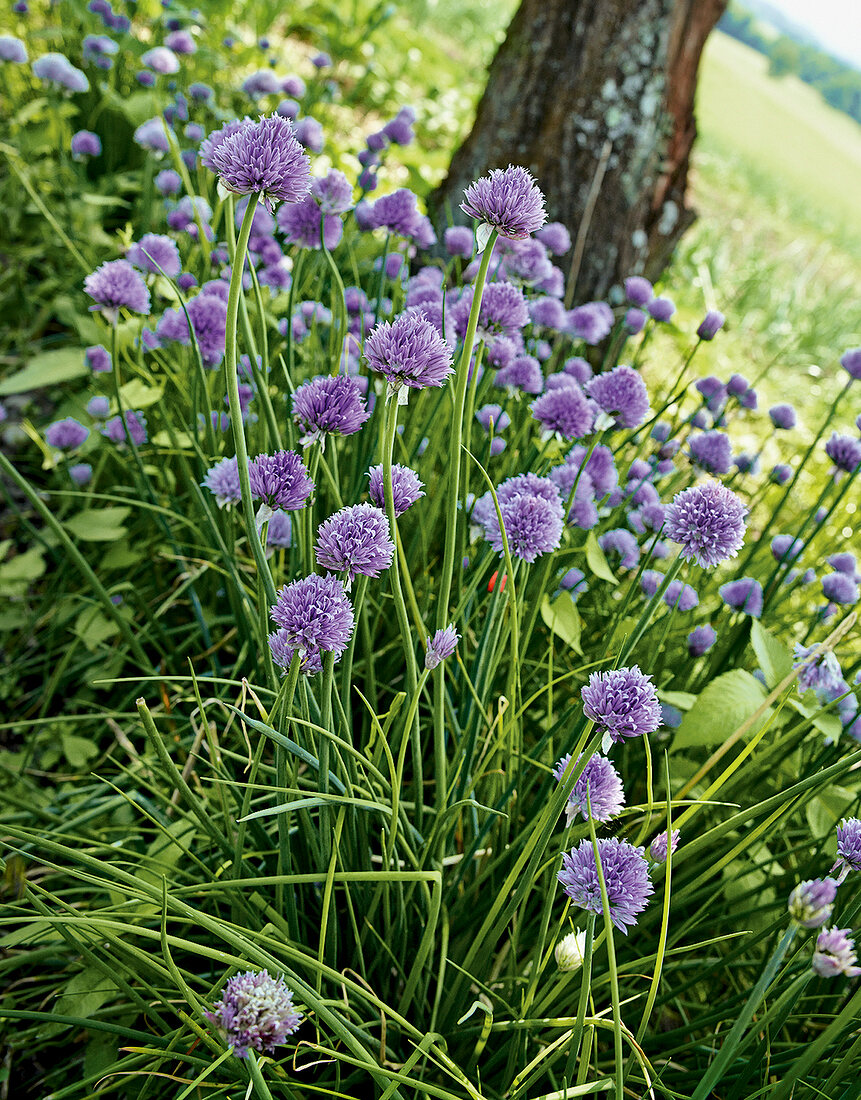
[431,0,727,301]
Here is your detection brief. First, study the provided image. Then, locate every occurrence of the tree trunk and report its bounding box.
[431,0,727,302]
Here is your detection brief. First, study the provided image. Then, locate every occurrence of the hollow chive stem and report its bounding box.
[224,195,277,612]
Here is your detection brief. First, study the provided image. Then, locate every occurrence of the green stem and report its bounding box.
[588,809,624,1099]
[433,229,498,819]
[246,1051,276,1100]
[224,196,277,611]
[691,924,797,1100]
[383,399,422,824]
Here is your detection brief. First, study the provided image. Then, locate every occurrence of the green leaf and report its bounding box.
[0,348,88,396]
[657,689,698,710]
[61,732,100,769]
[0,546,46,596]
[585,530,618,585]
[117,379,164,411]
[673,669,771,750]
[750,620,793,689]
[65,507,131,542]
[805,785,856,837]
[74,606,120,651]
[540,594,582,654]
[38,967,121,1038]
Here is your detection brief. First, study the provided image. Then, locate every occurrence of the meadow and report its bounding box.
[0,4,860,1099]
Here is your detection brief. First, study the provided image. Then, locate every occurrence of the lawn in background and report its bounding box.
[672,30,861,417]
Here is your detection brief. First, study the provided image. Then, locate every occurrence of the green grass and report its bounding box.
[696,31,861,242]
[659,31,861,416]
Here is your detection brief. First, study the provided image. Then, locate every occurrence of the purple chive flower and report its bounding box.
[772,534,804,563]
[310,169,353,215]
[278,193,344,251]
[567,301,614,345]
[559,567,588,599]
[730,374,752,400]
[828,553,858,576]
[553,752,625,825]
[461,164,546,241]
[141,46,179,74]
[695,375,725,404]
[269,573,354,674]
[103,410,147,446]
[625,308,647,334]
[688,623,717,657]
[822,572,859,605]
[812,928,861,978]
[199,119,252,170]
[769,404,797,430]
[364,311,454,400]
[249,451,314,511]
[71,130,101,159]
[530,297,567,329]
[312,51,332,68]
[154,168,182,196]
[825,432,861,476]
[266,511,292,550]
[734,446,756,470]
[531,385,593,440]
[444,226,474,258]
[839,347,861,380]
[835,818,861,875]
[86,395,109,418]
[624,276,653,306]
[664,580,699,611]
[689,431,732,476]
[292,375,369,446]
[495,355,544,395]
[788,878,838,928]
[771,463,792,485]
[480,490,564,563]
[187,293,228,367]
[242,70,282,97]
[648,296,675,322]
[315,503,395,582]
[133,117,172,155]
[127,233,182,279]
[0,36,28,64]
[535,221,571,255]
[598,529,640,571]
[563,357,593,384]
[293,116,324,154]
[581,666,661,747]
[165,30,196,54]
[558,837,654,933]
[84,260,151,317]
[664,481,746,568]
[85,345,111,373]
[202,457,242,509]
[33,53,89,93]
[205,970,301,1058]
[46,417,89,449]
[367,463,425,516]
[649,829,680,863]
[69,463,92,485]
[587,365,650,429]
[208,115,311,213]
[476,404,511,433]
[425,625,460,670]
[383,106,416,146]
[719,577,763,618]
[696,310,725,340]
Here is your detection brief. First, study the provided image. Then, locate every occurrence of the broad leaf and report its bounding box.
[673,669,771,750]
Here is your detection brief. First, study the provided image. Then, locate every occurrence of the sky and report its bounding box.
[765,0,861,68]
